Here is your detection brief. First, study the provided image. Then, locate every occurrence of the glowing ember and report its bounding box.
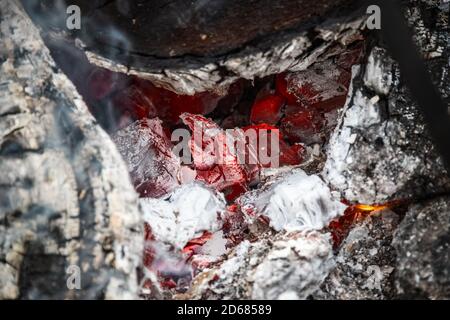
[275,73,298,105]
[328,203,390,248]
[281,109,325,144]
[354,204,389,211]
[250,94,285,124]
[132,78,222,125]
[242,123,304,167]
[182,231,213,257]
[180,113,249,201]
[81,40,364,296]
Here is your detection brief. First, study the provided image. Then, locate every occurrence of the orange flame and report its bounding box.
[329,202,396,248]
[354,204,389,212]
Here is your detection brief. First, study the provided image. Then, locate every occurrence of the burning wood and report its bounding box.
[0,0,143,300]
[328,203,394,249]
[1,0,449,301]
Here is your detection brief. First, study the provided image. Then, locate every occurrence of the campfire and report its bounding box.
[1,0,449,300]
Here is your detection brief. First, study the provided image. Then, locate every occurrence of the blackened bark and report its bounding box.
[23,0,358,57]
[23,0,367,95]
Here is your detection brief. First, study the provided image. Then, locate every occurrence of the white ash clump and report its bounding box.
[237,169,346,232]
[181,231,333,300]
[323,45,450,204]
[198,230,228,258]
[140,183,226,249]
[315,210,400,300]
[392,196,450,299]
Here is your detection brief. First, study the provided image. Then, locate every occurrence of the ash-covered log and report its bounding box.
[393,196,450,299]
[0,0,143,299]
[23,0,358,58]
[323,3,449,204]
[323,48,450,204]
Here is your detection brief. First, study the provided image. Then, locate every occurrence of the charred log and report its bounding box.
[323,47,449,203]
[0,0,143,299]
[322,0,449,204]
[393,196,450,299]
[22,0,367,95]
[23,0,358,58]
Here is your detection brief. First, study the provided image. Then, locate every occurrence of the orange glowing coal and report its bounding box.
[329,202,393,248]
[353,204,389,212]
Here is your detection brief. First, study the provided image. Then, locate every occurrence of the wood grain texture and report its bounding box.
[0,0,143,299]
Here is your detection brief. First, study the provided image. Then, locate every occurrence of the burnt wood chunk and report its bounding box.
[22,0,366,95]
[23,0,356,58]
[0,0,143,299]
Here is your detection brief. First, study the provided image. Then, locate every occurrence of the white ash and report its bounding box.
[199,231,228,258]
[238,169,346,232]
[175,240,255,300]
[140,183,226,249]
[363,48,396,96]
[179,240,262,299]
[215,240,253,289]
[181,231,334,300]
[277,291,300,300]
